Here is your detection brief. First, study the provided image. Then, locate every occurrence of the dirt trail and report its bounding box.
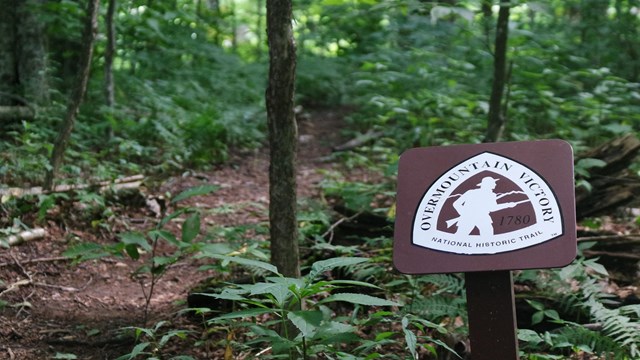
[0,108,359,359]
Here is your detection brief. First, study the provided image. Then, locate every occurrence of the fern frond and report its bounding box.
[553,325,622,359]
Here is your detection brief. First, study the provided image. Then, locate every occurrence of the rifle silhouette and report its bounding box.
[446,199,531,228]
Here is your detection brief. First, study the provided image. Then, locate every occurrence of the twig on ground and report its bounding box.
[578,235,640,243]
[34,275,93,293]
[9,251,33,282]
[0,279,31,297]
[583,250,640,260]
[0,346,16,360]
[0,255,68,268]
[321,211,363,243]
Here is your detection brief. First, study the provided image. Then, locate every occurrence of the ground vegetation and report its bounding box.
[1,1,640,359]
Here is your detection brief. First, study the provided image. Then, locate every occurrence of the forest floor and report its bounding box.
[2,109,640,360]
[0,107,383,359]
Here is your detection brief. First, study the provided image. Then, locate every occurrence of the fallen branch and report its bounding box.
[2,228,47,247]
[321,210,363,243]
[332,130,383,152]
[0,256,68,268]
[583,250,640,260]
[0,279,31,297]
[0,174,144,198]
[577,235,640,245]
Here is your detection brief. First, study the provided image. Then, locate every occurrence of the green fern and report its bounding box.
[408,295,467,324]
[584,298,640,358]
[553,325,623,359]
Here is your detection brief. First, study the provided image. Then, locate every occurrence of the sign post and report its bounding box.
[393,140,576,359]
[466,271,518,359]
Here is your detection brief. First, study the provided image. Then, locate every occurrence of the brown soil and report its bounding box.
[0,108,379,359]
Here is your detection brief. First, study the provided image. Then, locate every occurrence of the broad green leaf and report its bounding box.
[158,208,187,228]
[153,255,178,266]
[194,290,247,301]
[63,242,108,260]
[518,329,543,344]
[318,321,355,335]
[287,310,323,338]
[159,329,189,346]
[119,232,151,251]
[115,342,150,360]
[198,243,234,256]
[247,282,291,306]
[203,254,279,275]
[124,244,140,260]
[526,299,545,311]
[402,316,417,359]
[558,263,579,280]
[320,280,381,289]
[149,230,179,246]
[320,293,401,307]
[171,185,220,204]
[544,309,560,320]
[266,276,305,293]
[181,213,200,243]
[209,307,274,322]
[375,331,394,341]
[584,258,609,277]
[532,311,544,325]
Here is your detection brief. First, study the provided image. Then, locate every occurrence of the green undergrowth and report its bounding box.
[45,181,640,359]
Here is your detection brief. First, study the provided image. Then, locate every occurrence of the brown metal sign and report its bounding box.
[394,140,576,274]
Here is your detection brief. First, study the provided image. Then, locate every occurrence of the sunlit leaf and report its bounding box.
[171,185,220,204]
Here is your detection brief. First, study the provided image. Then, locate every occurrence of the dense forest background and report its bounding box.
[1,0,640,359]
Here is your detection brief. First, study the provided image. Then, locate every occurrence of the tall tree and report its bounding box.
[266,0,300,278]
[484,0,511,143]
[105,0,117,108]
[0,0,49,111]
[45,0,100,190]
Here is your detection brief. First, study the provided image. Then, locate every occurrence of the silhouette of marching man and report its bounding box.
[446,177,527,236]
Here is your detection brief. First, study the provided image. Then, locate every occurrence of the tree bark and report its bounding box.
[45,0,100,190]
[16,0,49,105]
[484,0,510,143]
[266,0,300,279]
[0,0,49,107]
[0,0,17,106]
[105,0,117,108]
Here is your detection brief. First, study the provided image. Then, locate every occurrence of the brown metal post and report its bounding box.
[465,270,519,360]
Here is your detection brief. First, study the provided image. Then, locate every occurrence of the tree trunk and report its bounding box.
[105,0,116,108]
[0,0,17,106]
[16,0,49,105]
[0,0,49,107]
[45,0,100,190]
[266,0,300,279]
[484,0,510,143]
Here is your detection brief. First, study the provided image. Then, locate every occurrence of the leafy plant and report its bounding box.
[518,255,640,359]
[63,185,220,324]
[188,255,460,359]
[115,321,193,360]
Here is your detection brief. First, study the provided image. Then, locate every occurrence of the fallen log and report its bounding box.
[0,175,144,198]
[1,228,47,247]
[332,129,384,152]
[575,134,640,220]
